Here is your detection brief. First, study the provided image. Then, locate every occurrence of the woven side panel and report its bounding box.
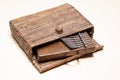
[10,22,33,59]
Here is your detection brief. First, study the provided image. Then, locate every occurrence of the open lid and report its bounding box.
[10,3,94,49]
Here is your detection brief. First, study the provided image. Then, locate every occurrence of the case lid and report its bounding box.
[10,3,93,48]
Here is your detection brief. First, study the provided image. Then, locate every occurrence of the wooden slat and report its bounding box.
[36,31,95,62]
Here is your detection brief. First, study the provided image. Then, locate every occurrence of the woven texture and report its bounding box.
[9,3,103,73]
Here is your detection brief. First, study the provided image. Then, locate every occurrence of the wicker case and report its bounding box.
[9,3,103,73]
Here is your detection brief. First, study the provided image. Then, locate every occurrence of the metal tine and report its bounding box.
[61,34,84,49]
[61,31,93,49]
[78,32,87,48]
[79,32,94,46]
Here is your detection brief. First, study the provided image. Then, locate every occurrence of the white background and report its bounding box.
[0,0,120,80]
